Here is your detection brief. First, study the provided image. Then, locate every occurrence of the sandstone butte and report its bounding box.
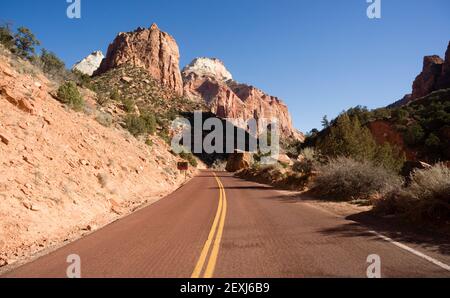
[95,23,184,96]
[92,23,304,141]
[408,41,450,102]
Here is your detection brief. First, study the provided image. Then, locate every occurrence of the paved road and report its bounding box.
[3,171,450,278]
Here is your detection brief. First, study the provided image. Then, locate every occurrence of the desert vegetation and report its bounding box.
[89,65,206,144]
[56,81,85,111]
[374,163,450,223]
[313,157,403,202]
[238,101,450,226]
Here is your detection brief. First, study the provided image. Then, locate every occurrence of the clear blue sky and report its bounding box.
[2,0,450,132]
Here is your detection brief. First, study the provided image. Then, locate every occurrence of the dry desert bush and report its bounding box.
[313,157,403,201]
[374,163,450,223]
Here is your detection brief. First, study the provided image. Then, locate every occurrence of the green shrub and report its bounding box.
[180,152,198,167]
[121,97,135,113]
[314,157,403,201]
[293,148,318,174]
[292,161,312,174]
[124,114,147,136]
[110,88,120,101]
[140,112,157,135]
[373,143,406,173]
[38,49,66,77]
[404,124,425,145]
[425,133,440,148]
[374,163,450,223]
[56,82,84,111]
[393,109,409,122]
[14,27,40,59]
[96,94,110,107]
[124,112,157,137]
[73,70,92,88]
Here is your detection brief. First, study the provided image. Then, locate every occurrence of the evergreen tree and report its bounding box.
[317,113,404,172]
[14,27,40,59]
[318,113,376,162]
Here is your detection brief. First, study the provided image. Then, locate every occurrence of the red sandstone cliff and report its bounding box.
[395,41,450,106]
[182,58,303,140]
[95,24,183,96]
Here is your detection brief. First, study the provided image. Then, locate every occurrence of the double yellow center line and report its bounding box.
[191,173,228,278]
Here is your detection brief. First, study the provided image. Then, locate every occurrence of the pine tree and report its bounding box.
[14,27,40,59]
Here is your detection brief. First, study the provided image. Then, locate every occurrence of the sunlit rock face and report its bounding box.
[95,23,183,95]
[72,51,104,76]
[182,57,304,140]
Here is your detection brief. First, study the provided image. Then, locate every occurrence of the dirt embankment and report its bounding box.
[0,48,196,269]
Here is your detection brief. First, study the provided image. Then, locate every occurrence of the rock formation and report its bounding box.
[411,55,445,99]
[395,41,450,106]
[226,151,253,172]
[437,41,450,90]
[183,57,233,84]
[95,24,183,96]
[92,24,303,140]
[72,51,104,76]
[182,57,303,140]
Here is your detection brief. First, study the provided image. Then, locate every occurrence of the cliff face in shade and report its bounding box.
[182,58,304,140]
[437,41,450,90]
[394,41,450,106]
[95,24,183,96]
[411,55,445,99]
[72,51,104,76]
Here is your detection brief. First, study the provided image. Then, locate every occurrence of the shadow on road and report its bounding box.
[220,173,450,256]
[244,189,450,256]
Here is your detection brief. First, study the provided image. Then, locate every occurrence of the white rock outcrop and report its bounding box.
[182,57,233,82]
[72,51,104,76]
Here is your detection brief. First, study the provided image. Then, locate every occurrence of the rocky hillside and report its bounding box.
[89,23,303,141]
[0,45,196,269]
[182,57,304,140]
[90,64,207,141]
[95,24,184,96]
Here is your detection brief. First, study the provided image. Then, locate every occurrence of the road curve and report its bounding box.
[3,171,450,278]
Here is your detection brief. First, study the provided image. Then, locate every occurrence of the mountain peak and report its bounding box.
[182,57,233,82]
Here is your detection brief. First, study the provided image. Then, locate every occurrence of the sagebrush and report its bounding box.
[374,163,450,223]
[314,157,403,201]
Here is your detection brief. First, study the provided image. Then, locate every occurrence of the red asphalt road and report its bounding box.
[3,171,450,278]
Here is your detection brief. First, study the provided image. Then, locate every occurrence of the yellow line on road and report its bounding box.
[191,173,227,278]
[204,178,227,278]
